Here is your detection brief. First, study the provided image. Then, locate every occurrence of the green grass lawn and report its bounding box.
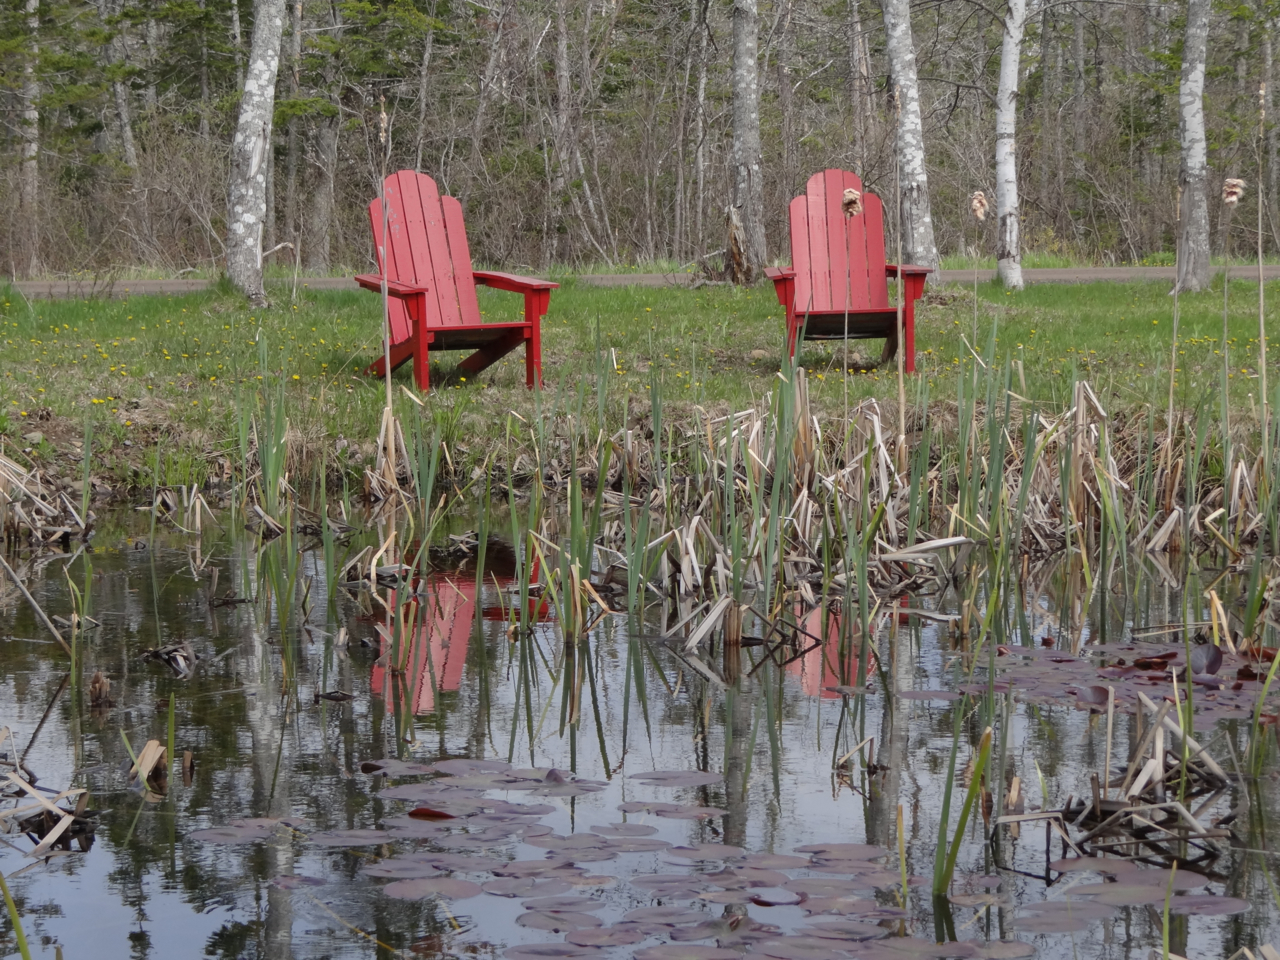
[1,275,1277,491]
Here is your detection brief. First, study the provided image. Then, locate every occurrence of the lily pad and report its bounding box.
[794,844,887,861]
[732,854,811,870]
[517,911,604,932]
[667,843,746,861]
[434,758,513,775]
[749,888,803,906]
[188,825,274,844]
[361,859,443,879]
[492,859,575,878]
[656,805,730,820]
[609,838,672,853]
[566,926,649,947]
[1016,901,1114,920]
[876,938,978,958]
[591,823,659,837]
[749,937,855,960]
[624,905,708,924]
[359,759,436,776]
[308,829,389,847]
[382,877,483,900]
[521,896,604,912]
[1167,895,1250,916]
[635,947,743,960]
[799,921,887,942]
[504,945,603,960]
[483,879,574,898]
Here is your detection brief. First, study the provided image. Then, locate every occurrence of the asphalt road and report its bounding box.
[6,265,1279,299]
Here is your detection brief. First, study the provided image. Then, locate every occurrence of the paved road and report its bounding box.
[6,265,1279,299]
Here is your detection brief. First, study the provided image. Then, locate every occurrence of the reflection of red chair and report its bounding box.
[371,558,551,715]
[373,576,482,714]
[786,607,877,698]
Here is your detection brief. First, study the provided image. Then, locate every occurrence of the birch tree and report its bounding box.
[995,0,1027,290]
[880,0,938,271]
[731,0,767,280]
[1175,0,1211,293]
[225,0,287,305]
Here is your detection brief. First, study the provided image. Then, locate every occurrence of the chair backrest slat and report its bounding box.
[370,170,484,341]
[442,196,482,325]
[788,170,888,315]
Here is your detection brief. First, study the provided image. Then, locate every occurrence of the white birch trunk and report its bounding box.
[226,0,286,305]
[1175,0,1211,293]
[19,0,40,276]
[731,0,767,279]
[995,0,1026,290]
[880,0,938,271]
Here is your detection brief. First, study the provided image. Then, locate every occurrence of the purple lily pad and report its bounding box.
[700,890,757,904]
[635,947,743,960]
[483,879,574,898]
[434,758,513,775]
[1189,644,1224,676]
[799,921,887,942]
[492,859,575,878]
[749,938,853,960]
[618,801,681,814]
[521,896,603,912]
[785,878,864,897]
[732,854,811,869]
[361,859,443,879]
[504,945,603,960]
[609,838,672,853]
[656,805,730,820]
[383,877,483,900]
[188,825,273,844]
[591,823,659,837]
[794,844,887,861]
[308,829,389,847]
[875,938,978,958]
[974,945,1035,960]
[566,925,649,947]
[667,843,746,861]
[749,887,803,906]
[1167,895,1250,916]
[624,905,709,925]
[359,759,436,776]
[517,911,604,932]
[419,853,498,871]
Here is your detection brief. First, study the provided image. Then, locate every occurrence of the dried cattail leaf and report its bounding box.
[841,188,863,218]
[1222,178,1246,206]
[970,190,989,222]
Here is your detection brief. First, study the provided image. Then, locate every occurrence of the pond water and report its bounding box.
[2,510,1278,960]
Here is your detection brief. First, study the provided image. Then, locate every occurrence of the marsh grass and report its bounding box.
[1,278,1278,491]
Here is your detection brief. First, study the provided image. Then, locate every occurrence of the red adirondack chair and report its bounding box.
[355,170,557,390]
[765,170,932,373]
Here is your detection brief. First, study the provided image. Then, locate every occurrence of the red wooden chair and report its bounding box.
[765,170,932,373]
[355,170,557,390]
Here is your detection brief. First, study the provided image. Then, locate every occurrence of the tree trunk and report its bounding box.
[230,0,245,88]
[283,0,301,245]
[995,0,1026,290]
[19,0,40,277]
[731,0,766,281]
[1072,3,1086,157]
[99,0,138,168]
[413,0,438,172]
[880,0,938,271]
[549,0,572,264]
[693,0,709,257]
[1175,0,1211,293]
[777,0,796,198]
[226,0,287,305]
[199,0,211,139]
[848,0,872,175]
[306,116,338,270]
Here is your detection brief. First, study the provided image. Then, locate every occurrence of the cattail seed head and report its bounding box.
[970,190,989,222]
[1222,178,1246,207]
[842,188,863,218]
[379,95,389,146]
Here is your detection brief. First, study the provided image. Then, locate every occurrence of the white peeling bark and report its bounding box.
[1175,0,1211,293]
[731,0,767,280]
[995,0,1026,290]
[880,0,938,272]
[226,0,286,306]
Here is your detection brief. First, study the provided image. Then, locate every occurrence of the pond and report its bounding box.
[2,507,1279,960]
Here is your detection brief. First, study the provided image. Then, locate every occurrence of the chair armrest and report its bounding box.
[355,274,431,298]
[764,266,796,281]
[885,264,934,277]
[473,270,559,293]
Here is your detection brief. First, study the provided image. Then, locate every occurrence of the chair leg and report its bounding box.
[523,290,549,389]
[787,314,801,360]
[412,332,430,391]
[903,300,916,374]
[367,339,415,378]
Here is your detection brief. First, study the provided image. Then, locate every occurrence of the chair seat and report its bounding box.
[425,322,532,351]
[794,311,898,341]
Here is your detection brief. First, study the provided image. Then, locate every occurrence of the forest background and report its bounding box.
[0,0,1275,288]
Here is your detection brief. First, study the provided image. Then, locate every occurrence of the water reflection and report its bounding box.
[0,515,1277,960]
